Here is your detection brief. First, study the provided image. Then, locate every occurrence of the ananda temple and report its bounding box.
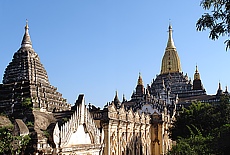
[0,21,228,155]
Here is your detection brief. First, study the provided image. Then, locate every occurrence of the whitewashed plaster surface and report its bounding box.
[67,124,91,146]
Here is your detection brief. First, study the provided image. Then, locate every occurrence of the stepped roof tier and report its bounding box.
[149,72,206,99]
[150,24,206,99]
[118,25,207,112]
[0,22,71,114]
[3,22,49,85]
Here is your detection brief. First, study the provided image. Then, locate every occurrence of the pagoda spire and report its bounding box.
[219,81,222,90]
[138,72,143,85]
[225,85,228,93]
[166,23,176,49]
[216,81,223,96]
[194,65,200,80]
[21,20,32,48]
[161,24,181,74]
[113,90,120,106]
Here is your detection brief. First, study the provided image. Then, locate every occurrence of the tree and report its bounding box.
[170,98,230,141]
[169,96,230,154]
[0,126,31,155]
[168,127,213,155]
[170,102,215,140]
[196,0,230,50]
[0,127,14,154]
[211,124,230,154]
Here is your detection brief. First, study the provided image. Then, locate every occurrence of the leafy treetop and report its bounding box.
[197,0,230,50]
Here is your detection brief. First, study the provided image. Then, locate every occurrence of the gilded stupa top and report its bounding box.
[138,72,143,85]
[160,24,181,74]
[194,65,200,80]
[166,24,176,49]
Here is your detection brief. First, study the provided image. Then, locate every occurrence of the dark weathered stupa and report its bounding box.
[0,21,70,114]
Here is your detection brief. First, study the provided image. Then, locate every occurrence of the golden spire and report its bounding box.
[138,72,143,85]
[21,19,32,48]
[166,24,176,49]
[194,65,200,80]
[161,24,181,74]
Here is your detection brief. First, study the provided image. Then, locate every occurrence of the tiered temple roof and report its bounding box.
[0,21,71,114]
[149,24,206,99]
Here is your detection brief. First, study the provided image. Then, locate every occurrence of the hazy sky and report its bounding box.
[0,1,229,107]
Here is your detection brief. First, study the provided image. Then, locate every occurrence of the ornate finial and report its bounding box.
[216,81,223,96]
[169,19,172,29]
[138,72,143,85]
[25,19,29,29]
[194,64,200,80]
[195,64,198,73]
[114,90,120,106]
[21,19,32,48]
[166,22,176,49]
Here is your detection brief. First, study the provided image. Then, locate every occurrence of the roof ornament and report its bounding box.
[113,90,120,106]
[219,81,222,90]
[21,19,32,48]
[26,19,28,28]
[216,81,223,96]
[195,64,198,73]
[138,72,143,85]
[122,94,126,102]
[166,22,176,49]
[194,64,200,80]
[225,86,228,93]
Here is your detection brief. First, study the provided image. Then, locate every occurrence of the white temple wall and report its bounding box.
[67,124,91,147]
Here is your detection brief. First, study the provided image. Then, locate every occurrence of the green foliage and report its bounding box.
[169,97,230,154]
[170,102,213,140]
[5,124,14,130]
[22,97,32,108]
[20,135,31,149]
[196,0,230,50]
[170,100,230,140]
[0,126,31,154]
[0,112,7,116]
[43,130,50,138]
[168,129,213,155]
[26,121,34,127]
[0,127,14,154]
[211,124,230,154]
[62,117,68,122]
